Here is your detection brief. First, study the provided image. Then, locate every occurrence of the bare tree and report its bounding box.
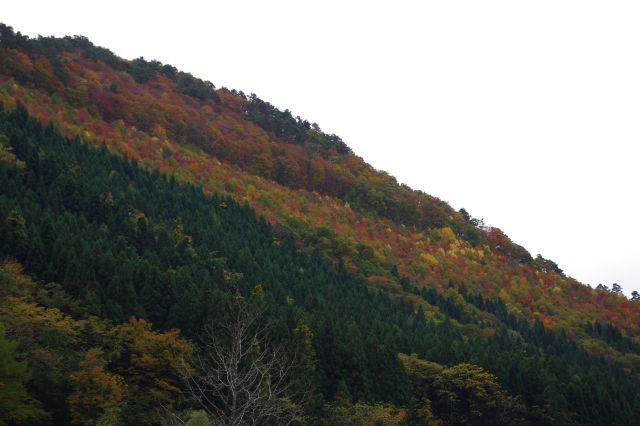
[181,298,304,426]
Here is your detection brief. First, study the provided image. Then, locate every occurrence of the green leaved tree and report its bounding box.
[0,322,47,425]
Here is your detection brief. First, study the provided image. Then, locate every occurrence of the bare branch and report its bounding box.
[179,298,304,426]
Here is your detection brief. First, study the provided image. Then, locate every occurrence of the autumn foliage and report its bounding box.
[1,23,640,424]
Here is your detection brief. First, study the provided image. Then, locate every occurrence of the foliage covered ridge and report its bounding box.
[0,23,635,333]
[1,23,640,424]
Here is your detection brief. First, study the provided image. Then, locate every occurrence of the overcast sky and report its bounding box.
[4,1,640,294]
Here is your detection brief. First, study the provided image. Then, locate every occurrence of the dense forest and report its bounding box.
[1,24,640,424]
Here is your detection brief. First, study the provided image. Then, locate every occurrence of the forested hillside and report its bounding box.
[1,24,640,424]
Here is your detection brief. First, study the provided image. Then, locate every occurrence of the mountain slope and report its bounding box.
[1,24,636,336]
[1,23,640,424]
[3,104,640,424]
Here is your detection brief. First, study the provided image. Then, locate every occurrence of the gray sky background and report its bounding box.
[4,1,640,294]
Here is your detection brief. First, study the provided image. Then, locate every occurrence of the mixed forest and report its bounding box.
[1,23,640,425]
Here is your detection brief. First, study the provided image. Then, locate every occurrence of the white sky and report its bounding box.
[4,1,640,294]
